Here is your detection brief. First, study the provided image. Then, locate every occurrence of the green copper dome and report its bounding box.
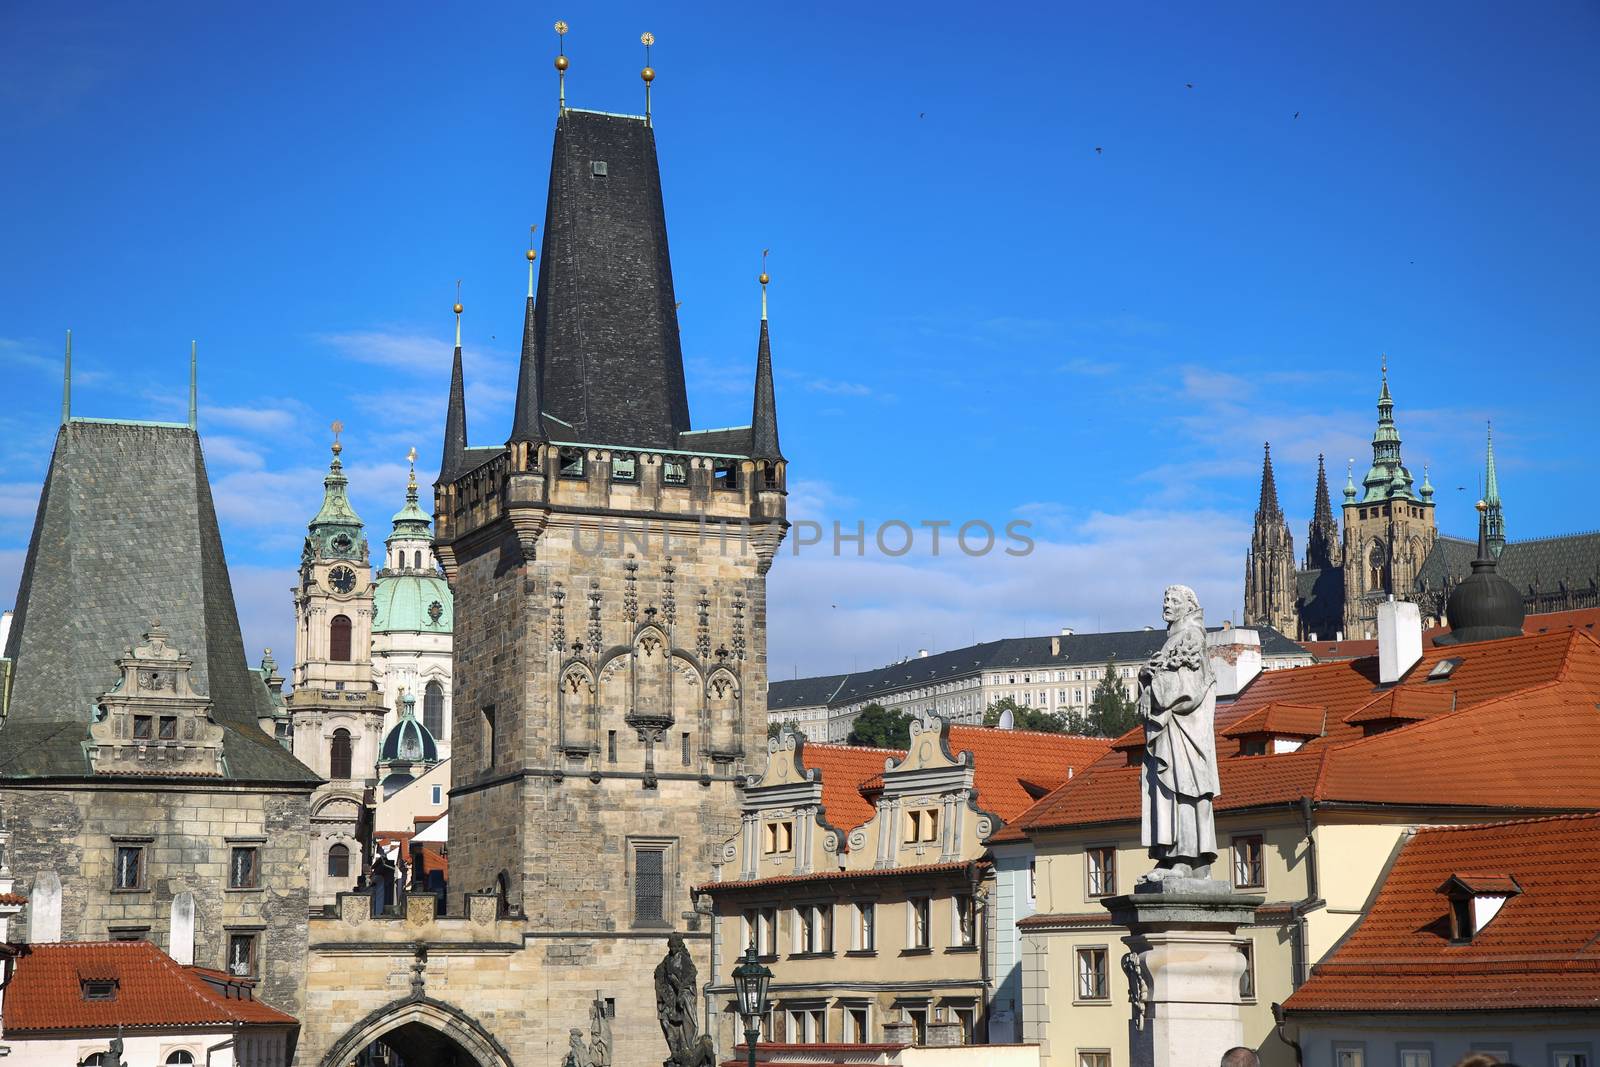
[372,572,452,634]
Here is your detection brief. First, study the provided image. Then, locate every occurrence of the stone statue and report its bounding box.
[1135,584,1220,883]
[590,995,613,1067]
[655,934,716,1067]
[563,1028,594,1067]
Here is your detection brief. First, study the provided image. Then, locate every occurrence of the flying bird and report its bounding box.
[1094,146,1103,155]
[674,301,683,310]
[1185,83,1194,89]
[919,112,925,119]
[1294,111,1300,119]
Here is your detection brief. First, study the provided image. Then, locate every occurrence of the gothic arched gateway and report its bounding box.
[318,996,514,1067]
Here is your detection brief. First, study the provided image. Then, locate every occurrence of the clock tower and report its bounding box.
[288,423,388,905]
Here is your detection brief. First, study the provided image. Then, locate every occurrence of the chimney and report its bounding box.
[1059,627,1074,636]
[1377,598,1423,684]
[917,649,929,658]
[1050,637,1060,656]
[1206,628,1263,700]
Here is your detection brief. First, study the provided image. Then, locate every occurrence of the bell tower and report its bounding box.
[287,423,387,905]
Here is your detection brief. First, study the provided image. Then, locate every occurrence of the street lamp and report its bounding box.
[732,943,773,1067]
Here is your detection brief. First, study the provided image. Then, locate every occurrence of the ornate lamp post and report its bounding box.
[732,944,773,1067]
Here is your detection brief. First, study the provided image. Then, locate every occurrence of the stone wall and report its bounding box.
[1,782,312,1015]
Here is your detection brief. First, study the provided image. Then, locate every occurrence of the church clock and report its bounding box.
[328,565,357,595]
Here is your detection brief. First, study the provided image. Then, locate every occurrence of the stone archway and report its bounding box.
[318,995,514,1067]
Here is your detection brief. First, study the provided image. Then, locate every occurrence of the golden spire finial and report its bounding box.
[641,32,656,125]
[527,225,538,298]
[331,419,344,457]
[407,446,418,490]
[554,20,569,111]
[759,248,771,321]
[453,279,463,347]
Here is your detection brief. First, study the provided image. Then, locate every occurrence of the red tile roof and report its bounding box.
[1008,631,1600,836]
[803,743,902,832]
[697,859,978,895]
[1219,702,1326,740]
[1301,608,1600,662]
[1283,813,1600,1013]
[2,941,298,1032]
[946,726,1111,822]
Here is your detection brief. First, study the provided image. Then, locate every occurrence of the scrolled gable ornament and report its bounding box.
[1135,584,1221,886]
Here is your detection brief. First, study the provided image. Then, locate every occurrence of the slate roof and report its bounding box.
[1300,606,1600,661]
[1417,531,1600,597]
[531,109,691,450]
[2,940,298,1032]
[998,629,1600,840]
[1283,813,1600,1013]
[0,421,316,784]
[768,626,1307,711]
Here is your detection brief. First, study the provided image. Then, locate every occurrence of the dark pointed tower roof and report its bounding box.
[1305,453,1341,571]
[509,239,548,446]
[1256,443,1283,520]
[439,328,467,483]
[750,273,782,462]
[532,109,691,449]
[1484,421,1505,559]
[1435,500,1524,645]
[1357,358,1422,504]
[0,420,316,783]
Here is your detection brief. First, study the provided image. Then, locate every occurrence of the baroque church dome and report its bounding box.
[380,692,439,764]
[371,458,453,635]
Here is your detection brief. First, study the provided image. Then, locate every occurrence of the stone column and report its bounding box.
[1103,883,1262,1067]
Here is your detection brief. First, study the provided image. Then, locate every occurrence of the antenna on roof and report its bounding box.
[641,32,656,126]
[61,329,72,425]
[554,20,570,112]
[188,340,197,429]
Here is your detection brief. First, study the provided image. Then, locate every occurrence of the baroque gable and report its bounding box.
[86,621,226,776]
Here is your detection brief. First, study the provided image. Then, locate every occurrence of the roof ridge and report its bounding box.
[1411,810,1600,834]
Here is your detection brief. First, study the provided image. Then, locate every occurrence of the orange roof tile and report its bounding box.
[1009,631,1600,836]
[946,726,1111,822]
[3,941,297,1032]
[1302,608,1600,662]
[1284,813,1600,1013]
[1220,702,1326,739]
[802,743,902,832]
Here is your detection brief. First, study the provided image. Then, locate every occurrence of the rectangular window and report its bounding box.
[847,1005,870,1043]
[909,897,931,949]
[663,459,687,486]
[229,847,258,890]
[1334,1047,1365,1067]
[953,894,976,947]
[905,1006,928,1045]
[1075,946,1109,1001]
[759,906,778,955]
[226,931,258,976]
[785,1007,825,1043]
[1553,1054,1591,1067]
[1028,859,1037,904]
[681,732,691,766]
[431,785,442,804]
[763,821,794,855]
[1087,846,1116,897]
[633,846,666,925]
[611,454,637,482]
[158,715,177,740]
[107,927,148,942]
[133,715,152,740]
[905,809,940,844]
[952,1004,976,1044]
[1398,1050,1432,1067]
[607,729,618,763]
[855,902,876,951]
[113,845,145,890]
[1239,939,1256,1001]
[1232,836,1265,889]
[1078,1053,1111,1067]
[793,903,831,954]
[483,706,497,769]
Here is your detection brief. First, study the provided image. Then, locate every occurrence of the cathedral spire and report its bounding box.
[1256,443,1283,520]
[1484,421,1505,558]
[1359,356,1415,503]
[1305,452,1341,571]
[510,230,548,448]
[439,297,468,484]
[749,257,782,463]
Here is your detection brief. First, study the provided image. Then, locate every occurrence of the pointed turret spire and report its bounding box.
[1484,421,1505,558]
[510,229,548,448]
[439,294,468,483]
[308,422,365,548]
[61,329,72,425]
[188,340,198,429]
[1256,443,1283,520]
[1359,356,1415,502]
[1343,458,1357,502]
[749,256,782,462]
[1305,453,1341,571]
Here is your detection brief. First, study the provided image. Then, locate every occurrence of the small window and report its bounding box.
[113,845,145,890]
[1231,835,1265,889]
[847,1005,870,1043]
[611,454,637,482]
[633,846,667,925]
[329,614,353,662]
[680,732,691,766]
[558,448,586,478]
[1552,1053,1591,1067]
[413,550,422,569]
[794,903,831,954]
[763,821,794,855]
[1239,939,1256,1001]
[327,843,350,879]
[1240,737,1268,756]
[166,1052,198,1065]
[226,932,258,976]
[607,729,618,763]
[133,715,153,740]
[953,894,976,947]
[1398,1050,1431,1067]
[1427,658,1463,681]
[158,716,177,740]
[1078,1054,1111,1067]
[229,846,258,890]
[431,785,442,805]
[1028,859,1037,903]
[905,809,939,844]
[591,160,608,177]
[1075,946,1109,1000]
[1334,1047,1365,1067]
[423,680,445,740]
[108,927,148,942]
[1087,846,1116,897]
[663,460,687,486]
[483,706,497,768]
[329,728,353,780]
[905,1006,928,1045]
[856,902,876,951]
[81,979,118,1000]
[909,897,931,949]
[713,461,739,491]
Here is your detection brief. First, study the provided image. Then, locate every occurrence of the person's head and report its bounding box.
[1163,584,1202,624]
[1220,1049,1260,1067]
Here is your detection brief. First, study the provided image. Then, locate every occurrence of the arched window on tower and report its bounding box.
[329,614,352,662]
[414,550,422,569]
[424,680,446,740]
[329,728,352,779]
[327,842,350,878]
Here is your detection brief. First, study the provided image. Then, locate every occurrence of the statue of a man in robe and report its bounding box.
[1136,584,1220,883]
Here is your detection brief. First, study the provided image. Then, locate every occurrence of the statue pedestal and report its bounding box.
[1102,881,1263,1067]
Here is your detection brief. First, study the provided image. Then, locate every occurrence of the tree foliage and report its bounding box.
[1073,658,1140,738]
[768,720,806,741]
[982,696,1066,733]
[847,703,914,748]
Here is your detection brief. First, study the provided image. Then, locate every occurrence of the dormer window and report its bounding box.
[81,978,118,1000]
[1427,658,1463,681]
[1441,873,1520,942]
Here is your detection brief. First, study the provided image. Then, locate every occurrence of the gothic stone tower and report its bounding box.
[1341,364,1436,637]
[432,107,787,1062]
[1244,443,1297,635]
[288,429,387,906]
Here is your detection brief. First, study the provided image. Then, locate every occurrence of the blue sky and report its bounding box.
[2,2,1597,678]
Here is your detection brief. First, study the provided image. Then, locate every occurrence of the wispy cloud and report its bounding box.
[805,378,874,397]
[202,404,305,434]
[1058,357,1119,376]
[316,330,449,374]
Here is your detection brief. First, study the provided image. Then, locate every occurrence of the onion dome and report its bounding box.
[380,690,438,764]
[1420,463,1434,501]
[1435,501,1525,645]
[1343,460,1358,503]
[372,573,452,634]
